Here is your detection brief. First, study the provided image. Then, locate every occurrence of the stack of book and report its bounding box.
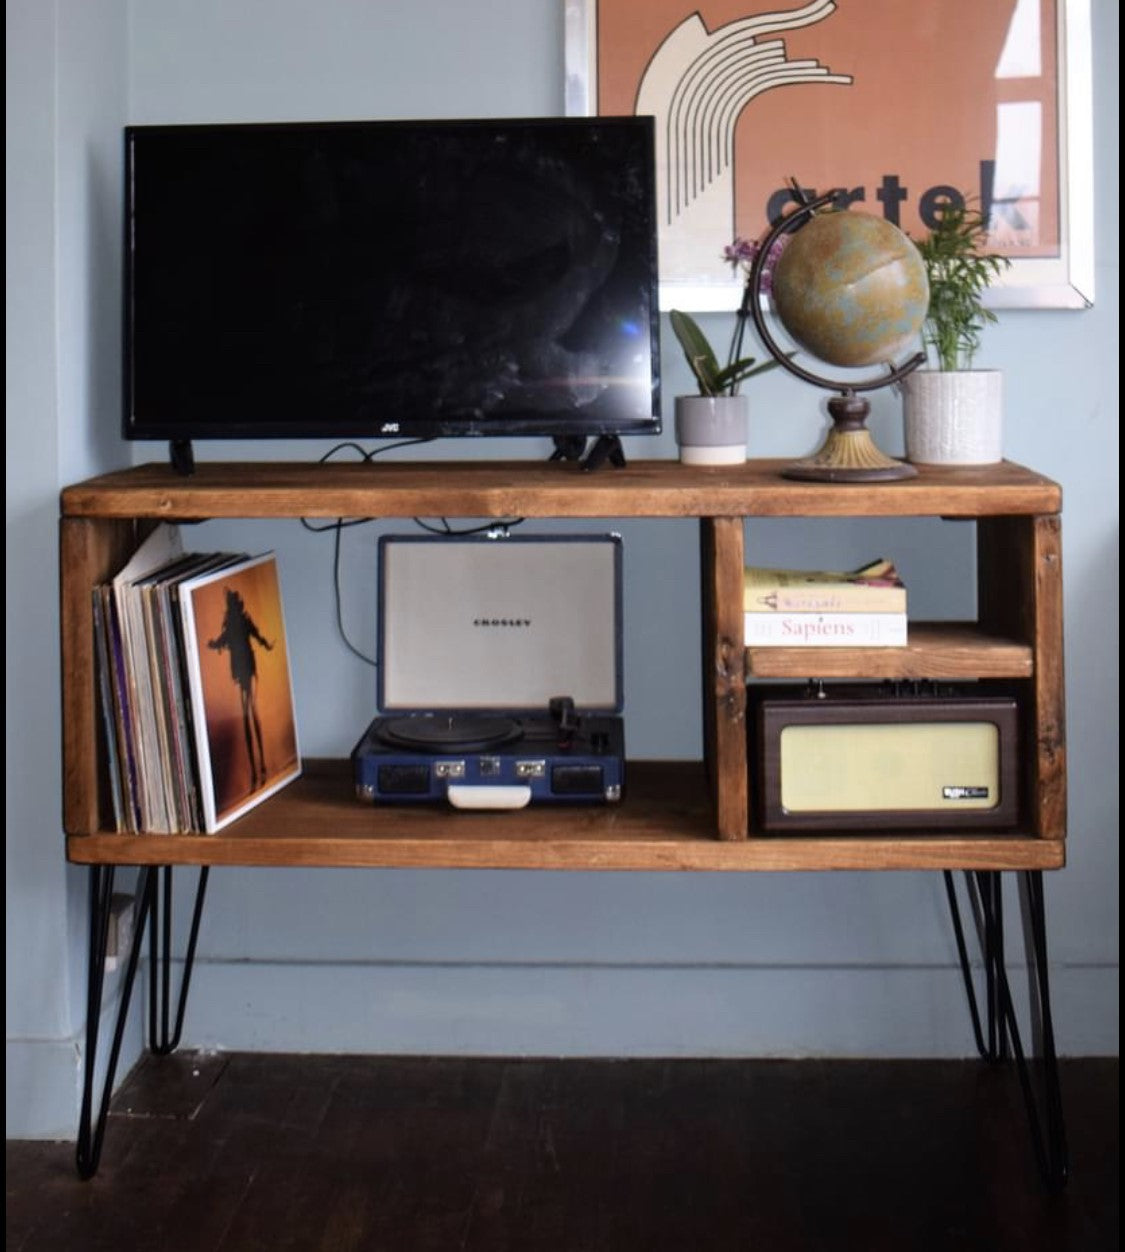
[94,524,301,834]
[743,558,908,646]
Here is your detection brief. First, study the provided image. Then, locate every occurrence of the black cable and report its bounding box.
[412,516,525,536]
[299,439,436,665]
[298,439,524,665]
[330,518,377,667]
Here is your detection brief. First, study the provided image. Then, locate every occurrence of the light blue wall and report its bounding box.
[6,0,142,1138]
[6,0,1118,1137]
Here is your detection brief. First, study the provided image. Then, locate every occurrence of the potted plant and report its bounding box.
[903,197,1011,465]
[669,237,788,464]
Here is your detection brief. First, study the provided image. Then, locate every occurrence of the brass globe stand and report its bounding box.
[749,190,925,483]
[784,393,916,483]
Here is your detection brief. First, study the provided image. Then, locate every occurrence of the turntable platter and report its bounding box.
[373,714,524,752]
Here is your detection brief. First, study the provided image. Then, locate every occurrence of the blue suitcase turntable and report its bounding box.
[352,533,625,809]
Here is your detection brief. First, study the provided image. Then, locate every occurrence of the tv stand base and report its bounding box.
[169,440,195,476]
[550,434,626,472]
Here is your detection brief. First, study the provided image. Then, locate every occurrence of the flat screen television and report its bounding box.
[123,116,662,465]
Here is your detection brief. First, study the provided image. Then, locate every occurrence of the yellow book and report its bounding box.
[743,558,907,614]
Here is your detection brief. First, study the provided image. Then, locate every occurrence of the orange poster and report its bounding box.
[571,0,1087,307]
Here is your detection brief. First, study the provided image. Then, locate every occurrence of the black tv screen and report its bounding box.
[124,116,661,449]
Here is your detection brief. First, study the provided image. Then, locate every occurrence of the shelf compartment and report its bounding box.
[745,623,1034,680]
[64,760,1063,873]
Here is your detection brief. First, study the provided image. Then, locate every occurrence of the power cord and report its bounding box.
[300,441,524,666]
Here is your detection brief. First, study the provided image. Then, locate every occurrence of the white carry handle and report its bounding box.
[446,784,533,811]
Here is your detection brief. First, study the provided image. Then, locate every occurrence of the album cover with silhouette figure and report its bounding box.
[178,552,301,831]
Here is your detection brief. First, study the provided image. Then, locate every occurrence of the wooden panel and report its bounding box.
[1028,516,1066,840]
[701,518,747,840]
[746,623,1033,680]
[978,515,1066,841]
[60,459,1062,522]
[62,834,1065,871]
[63,762,1063,872]
[977,515,1033,641]
[1028,515,1066,839]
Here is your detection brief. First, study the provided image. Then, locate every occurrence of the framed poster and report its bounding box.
[566,0,1094,311]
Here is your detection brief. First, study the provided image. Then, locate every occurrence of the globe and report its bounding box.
[770,208,929,369]
[747,190,929,482]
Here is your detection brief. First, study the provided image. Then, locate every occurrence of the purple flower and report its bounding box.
[722,237,759,267]
[723,234,787,296]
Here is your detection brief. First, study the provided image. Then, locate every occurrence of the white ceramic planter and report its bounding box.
[903,369,1003,465]
[674,395,749,465]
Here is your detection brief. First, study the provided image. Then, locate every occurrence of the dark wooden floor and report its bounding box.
[6,1053,1118,1252]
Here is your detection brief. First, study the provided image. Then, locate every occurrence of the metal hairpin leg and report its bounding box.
[76,865,151,1179]
[149,865,210,1054]
[943,869,1069,1190]
[75,863,209,1179]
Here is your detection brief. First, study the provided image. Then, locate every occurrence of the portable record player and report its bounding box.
[352,533,625,808]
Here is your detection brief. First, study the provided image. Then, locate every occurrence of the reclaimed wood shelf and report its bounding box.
[60,457,1065,872]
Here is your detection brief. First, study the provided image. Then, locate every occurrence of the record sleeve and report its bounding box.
[178,553,301,832]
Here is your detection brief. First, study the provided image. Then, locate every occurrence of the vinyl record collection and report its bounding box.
[93,524,300,833]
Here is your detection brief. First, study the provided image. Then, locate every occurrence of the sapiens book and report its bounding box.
[743,611,907,647]
[178,552,301,832]
[743,558,907,614]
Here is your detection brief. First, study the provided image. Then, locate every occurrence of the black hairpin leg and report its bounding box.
[149,865,210,1054]
[75,863,209,1179]
[943,869,1069,1190]
[76,865,152,1179]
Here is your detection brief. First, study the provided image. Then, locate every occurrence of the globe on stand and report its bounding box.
[749,190,929,482]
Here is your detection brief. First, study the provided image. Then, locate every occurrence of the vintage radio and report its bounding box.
[748,682,1021,832]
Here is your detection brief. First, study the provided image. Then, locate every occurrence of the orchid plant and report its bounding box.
[670,235,790,397]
